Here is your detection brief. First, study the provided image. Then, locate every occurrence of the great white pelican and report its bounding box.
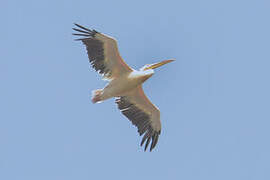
[73,23,174,151]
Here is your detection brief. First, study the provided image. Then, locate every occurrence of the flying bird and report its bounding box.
[73,23,174,151]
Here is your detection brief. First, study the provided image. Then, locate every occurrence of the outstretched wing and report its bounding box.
[73,23,132,80]
[115,85,161,151]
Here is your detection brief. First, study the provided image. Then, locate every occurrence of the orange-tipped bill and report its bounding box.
[145,59,175,70]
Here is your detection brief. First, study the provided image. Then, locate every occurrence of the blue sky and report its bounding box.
[1,0,270,179]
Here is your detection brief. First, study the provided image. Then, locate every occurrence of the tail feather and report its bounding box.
[91,89,103,103]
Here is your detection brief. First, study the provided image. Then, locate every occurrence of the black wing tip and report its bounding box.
[72,23,98,40]
[140,130,160,152]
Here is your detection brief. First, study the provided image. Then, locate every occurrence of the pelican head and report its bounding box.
[140,59,175,71]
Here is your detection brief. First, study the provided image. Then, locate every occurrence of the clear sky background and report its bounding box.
[1,0,270,179]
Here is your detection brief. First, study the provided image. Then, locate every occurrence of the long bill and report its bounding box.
[145,59,175,70]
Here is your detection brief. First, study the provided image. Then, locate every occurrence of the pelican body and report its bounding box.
[94,69,154,102]
[73,24,174,151]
